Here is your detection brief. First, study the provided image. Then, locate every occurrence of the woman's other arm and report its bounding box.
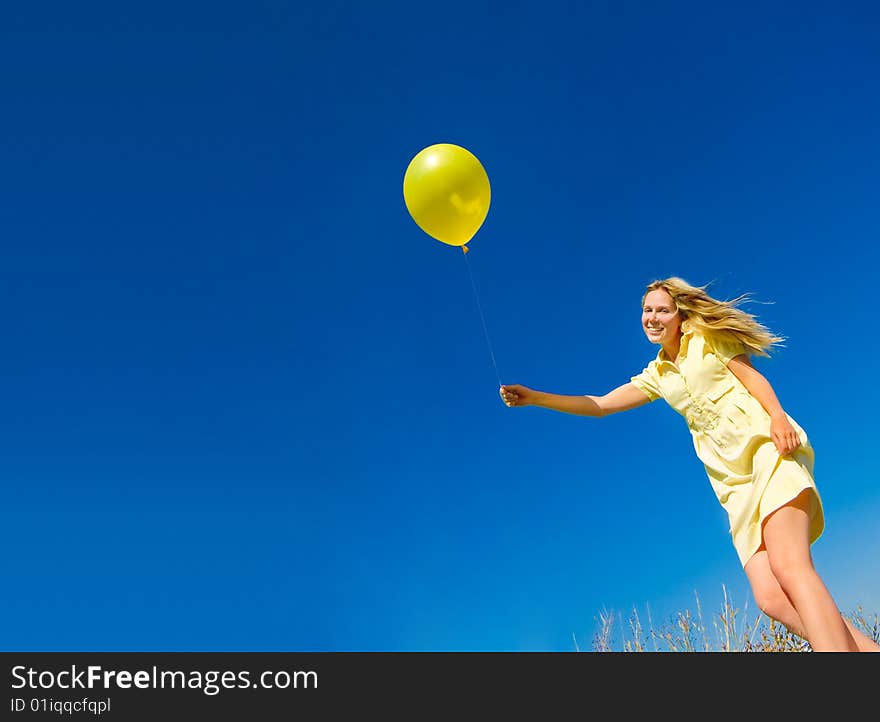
[727,355,801,455]
[499,382,651,417]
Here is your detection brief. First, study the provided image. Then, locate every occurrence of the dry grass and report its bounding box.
[582,585,879,652]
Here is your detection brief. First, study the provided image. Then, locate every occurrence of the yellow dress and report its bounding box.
[630,328,824,566]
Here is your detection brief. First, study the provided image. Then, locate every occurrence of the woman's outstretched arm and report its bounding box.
[499,382,651,417]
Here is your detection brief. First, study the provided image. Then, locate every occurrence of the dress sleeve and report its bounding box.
[630,360,662,402]
[706,333,748,366]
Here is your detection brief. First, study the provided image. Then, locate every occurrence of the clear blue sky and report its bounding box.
[2,1,878,651]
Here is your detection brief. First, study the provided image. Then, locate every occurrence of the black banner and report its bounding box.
[1,651,865,719]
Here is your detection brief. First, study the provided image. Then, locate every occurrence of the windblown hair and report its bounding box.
[642,277,785,357]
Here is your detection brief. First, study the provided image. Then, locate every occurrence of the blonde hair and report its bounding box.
[642,277,785,357]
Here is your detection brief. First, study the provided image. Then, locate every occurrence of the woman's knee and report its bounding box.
[767,553,815,593]
[745,548,802,626]
[750,583,793,622]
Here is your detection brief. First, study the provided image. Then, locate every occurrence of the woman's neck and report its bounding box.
[662,333,683,363]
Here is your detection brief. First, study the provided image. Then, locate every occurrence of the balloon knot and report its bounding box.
[462,245,469,254]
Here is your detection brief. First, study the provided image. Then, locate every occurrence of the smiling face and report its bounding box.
[641,288,683,346]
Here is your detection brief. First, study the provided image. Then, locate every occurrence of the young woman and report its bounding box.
[500,277,879,652]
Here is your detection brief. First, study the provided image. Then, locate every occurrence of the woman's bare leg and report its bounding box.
[761,490,858,651]
[745,546,880,651]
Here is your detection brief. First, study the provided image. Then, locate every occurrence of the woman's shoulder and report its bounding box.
[696,329,749,365]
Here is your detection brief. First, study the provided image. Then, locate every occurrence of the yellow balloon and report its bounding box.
[403,143,491,247]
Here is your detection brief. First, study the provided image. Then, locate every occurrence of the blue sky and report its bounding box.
[2,1,878,651]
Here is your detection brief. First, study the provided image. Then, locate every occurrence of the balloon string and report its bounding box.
[462,247,502,388]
